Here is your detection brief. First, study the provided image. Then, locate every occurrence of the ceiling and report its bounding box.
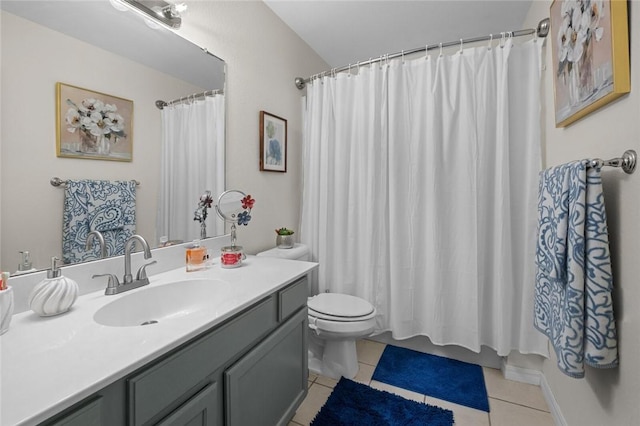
[264,0,534,69]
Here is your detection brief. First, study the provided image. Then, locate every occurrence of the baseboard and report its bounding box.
[500,361,567,426]
[539,374,567,426]
[501,362,542,385]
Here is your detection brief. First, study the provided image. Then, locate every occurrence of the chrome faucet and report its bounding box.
[92,234,156,295]
[124,234,152,284]
[86,230,107,258]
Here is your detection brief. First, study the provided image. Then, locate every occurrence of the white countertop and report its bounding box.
[0,256,317,426]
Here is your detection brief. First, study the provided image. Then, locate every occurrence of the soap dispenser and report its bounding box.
[28,257,79,317]
[15,250,37,275]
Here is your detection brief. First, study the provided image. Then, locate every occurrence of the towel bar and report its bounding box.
[50,177,141,187]
[587,150,636,174]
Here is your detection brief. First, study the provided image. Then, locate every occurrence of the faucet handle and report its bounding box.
[92,273,120,295]
[136,260,157,281]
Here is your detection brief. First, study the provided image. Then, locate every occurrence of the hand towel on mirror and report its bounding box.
[62,180,136,264]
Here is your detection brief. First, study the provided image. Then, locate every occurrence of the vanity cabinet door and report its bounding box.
[156,382,218,426]
[224,307,308,426]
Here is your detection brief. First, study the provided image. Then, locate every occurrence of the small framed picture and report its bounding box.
[56,82,133,161]
[260,111,287,172]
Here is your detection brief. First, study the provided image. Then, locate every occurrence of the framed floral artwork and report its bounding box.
[550,0,629,127]
[56,82,133,161]
[259,110,287,172]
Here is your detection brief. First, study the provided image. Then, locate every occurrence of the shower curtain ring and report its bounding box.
[488,34,493,50]
[425,44,429,59]
[401,50,405,63]
[459,39,464,54]
[500,32,506,48]
[439,43,443,57]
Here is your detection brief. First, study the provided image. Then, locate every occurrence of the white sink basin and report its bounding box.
[93,279,235,327]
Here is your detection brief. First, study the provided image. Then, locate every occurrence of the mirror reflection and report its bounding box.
[0,0,226,273]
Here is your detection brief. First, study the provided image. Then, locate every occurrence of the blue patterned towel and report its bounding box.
[63,180,136,264]
[534,161,618,378]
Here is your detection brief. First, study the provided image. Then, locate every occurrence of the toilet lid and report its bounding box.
[307,293,375,319]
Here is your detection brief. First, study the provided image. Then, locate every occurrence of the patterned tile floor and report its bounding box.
[289,339,555,426]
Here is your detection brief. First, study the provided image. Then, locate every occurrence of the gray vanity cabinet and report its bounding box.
[39,277,309,426]
[225,308,308,426]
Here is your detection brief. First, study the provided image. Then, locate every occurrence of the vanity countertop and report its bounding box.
[0,256,317,426]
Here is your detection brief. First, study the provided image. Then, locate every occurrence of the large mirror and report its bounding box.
[0,0,226,273]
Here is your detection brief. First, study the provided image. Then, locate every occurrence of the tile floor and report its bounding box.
[289,339,555,426]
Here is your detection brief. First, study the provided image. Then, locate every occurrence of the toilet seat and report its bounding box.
[309,315,377,336]
[308,308,377,322]
[307,293,375,322]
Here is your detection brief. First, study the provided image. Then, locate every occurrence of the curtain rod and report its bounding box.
[295,17,550,90]
[155,89,223,110]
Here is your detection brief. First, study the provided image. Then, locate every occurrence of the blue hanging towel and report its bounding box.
[62,180,136,264]
[534,161,618,378]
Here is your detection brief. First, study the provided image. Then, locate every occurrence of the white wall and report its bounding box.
[524,1,640,424]
[176,1,329,255]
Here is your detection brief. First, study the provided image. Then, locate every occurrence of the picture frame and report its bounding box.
[56,82,133,161]
[550,0,629,128]
[259,111,287,172]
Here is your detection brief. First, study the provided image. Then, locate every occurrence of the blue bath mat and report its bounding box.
[311,378,454,426]
[372,345,490,412]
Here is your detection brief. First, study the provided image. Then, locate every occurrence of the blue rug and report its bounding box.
[311,378,454,426]
[372,345,490,412]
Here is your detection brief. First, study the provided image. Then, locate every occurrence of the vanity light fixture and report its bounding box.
[112,0,187,29]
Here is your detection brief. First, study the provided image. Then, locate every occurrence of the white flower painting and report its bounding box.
[57,83,133,161]
[550,0,630,127]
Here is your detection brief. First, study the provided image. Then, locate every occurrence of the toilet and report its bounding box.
[257,244,377,379]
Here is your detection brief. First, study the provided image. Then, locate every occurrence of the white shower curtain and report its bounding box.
[301,39,548,357]
[156,95,225,244]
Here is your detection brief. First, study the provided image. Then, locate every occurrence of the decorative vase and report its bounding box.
[79,132,99,153]
[577,38,594,101]
[200,221,207,239]
[97,135,111,155]
[28,276,79,317]
[568,37,595,107]
[276,234,294,249]
[0,287,14,335]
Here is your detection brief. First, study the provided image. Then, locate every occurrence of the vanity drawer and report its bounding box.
[278,277,308,321]
[127,296,277,426]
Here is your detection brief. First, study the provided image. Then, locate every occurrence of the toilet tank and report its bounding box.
[256,243,310,261]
